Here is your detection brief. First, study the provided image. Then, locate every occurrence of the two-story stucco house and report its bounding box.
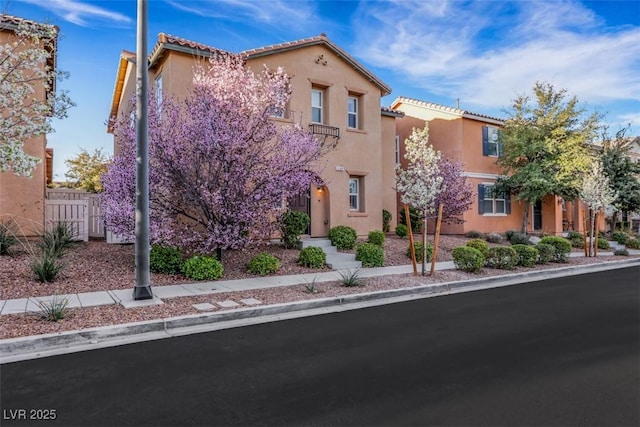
[391,96,573,236]
[0,15,58,236]
[108,33,401,238]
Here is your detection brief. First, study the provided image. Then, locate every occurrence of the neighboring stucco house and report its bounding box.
[0,15,57,236]
[108,33,401,238]
[391,96,579,236]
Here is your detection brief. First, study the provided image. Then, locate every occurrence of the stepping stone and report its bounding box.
[240,298,262,306]
[192,303,217,311]
[216,300,240,308]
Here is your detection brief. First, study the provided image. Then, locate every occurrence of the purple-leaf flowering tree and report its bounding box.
[101,54,326,253]
[432,157,474,224]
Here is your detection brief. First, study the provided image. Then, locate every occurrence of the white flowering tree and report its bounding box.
[396,124,443,273]
[580,159,616,256]
[0,18,73,177]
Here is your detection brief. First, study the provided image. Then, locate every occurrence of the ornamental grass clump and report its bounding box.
[328,225,357,250]
[0,219,18,256]
[483,246,518,270]
[512,244,538,267]
[355,243,384,267]
[539,236,571,262]
[297,246,326,269]
[247,253,280,276]
[452,246,484,273]
[183,255,224,281]
[35,295,70,322]
[338,268,363,287]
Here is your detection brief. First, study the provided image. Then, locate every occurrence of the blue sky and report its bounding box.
[5,0,640,179]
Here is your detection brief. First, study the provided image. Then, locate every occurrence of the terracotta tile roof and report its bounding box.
[241,34,391,96]
[148,33,231,68]
[381,106,404,117]
[391,96,504,124]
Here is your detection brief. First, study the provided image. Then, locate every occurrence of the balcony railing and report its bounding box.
[309,123,340,139]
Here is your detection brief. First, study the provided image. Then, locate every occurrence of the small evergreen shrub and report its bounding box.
[382,209,392,233]
[328,225,357,250]
[399,207,422,232]
[596,238,610,250]
[485,232,504,244]
[367,230,385,246]
[465,230,484,239]
[452,246,484,273]
[512,244,538,267]
[484,246,518,270]
[626,238,640,249]
[535,243,556,264]
[612,230,630,245]
[280,210,310,249]
[505,230,518,241]
[0,219,18,256]
[297,246,326,269]
[567,230,583,240]
[395,224,408,238]
[509,232,530,245]
[407,242,433,262]
[149,244,183,274]
[356,243,384,267]
[614,248,629,256]
[183,255,224,281]
[247,253,280,276]
[466,238,489,255]
[339,268,364,287]
[539,236,571,262]
[570,236,584,248]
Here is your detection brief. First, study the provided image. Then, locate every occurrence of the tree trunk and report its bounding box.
[521,202,530,235]
[422,210,427,276]
[430,204,443,276]
[405,204,418,276]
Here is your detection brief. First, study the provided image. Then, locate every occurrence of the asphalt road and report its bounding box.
[2,266,639,427]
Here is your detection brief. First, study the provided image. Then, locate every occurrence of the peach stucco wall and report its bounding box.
[0,29,48,236]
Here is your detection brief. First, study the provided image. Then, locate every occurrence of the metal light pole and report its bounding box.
[133,0,152,300]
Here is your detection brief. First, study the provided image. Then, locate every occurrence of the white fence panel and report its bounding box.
[44,199,89,242]
[46,189,104,239]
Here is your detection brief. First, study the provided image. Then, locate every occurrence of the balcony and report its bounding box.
[309,123,340,139]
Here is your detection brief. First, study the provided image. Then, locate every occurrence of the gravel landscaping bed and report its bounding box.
[1,234,636,339]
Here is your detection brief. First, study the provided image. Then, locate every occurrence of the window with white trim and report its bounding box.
[349,177,360,211]
[482,126,503,157]
[347,96,358,129]
[311,88,323,124]
[155,73,162,111]
[478,183,510,215]
[395,135,400,165]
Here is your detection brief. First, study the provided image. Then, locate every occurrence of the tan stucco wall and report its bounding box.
[0,29,48,236]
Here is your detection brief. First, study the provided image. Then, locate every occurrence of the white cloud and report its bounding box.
[20,0,132,26]
[353,0,640,111]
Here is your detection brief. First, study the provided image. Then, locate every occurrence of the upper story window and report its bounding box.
[395,135,401,165]
[269,88,287,118]
[482,126,503,157]
[311,88,323,124]
[347,96,358,129]
[155,73,163,114]
[478,183,510,215]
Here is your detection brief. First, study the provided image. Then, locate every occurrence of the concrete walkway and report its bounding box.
[2,250,638,316]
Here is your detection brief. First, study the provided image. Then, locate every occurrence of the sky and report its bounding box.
[4,0,640,179]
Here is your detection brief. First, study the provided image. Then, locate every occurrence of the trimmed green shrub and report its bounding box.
[512,244,538,267]
[612,230,630,245]
[367,230,385,246]
[570,236,584,248]
[539,236,571,262]
[395,224,408,238]
[567,230,583,240]
[0,219,18,256]
[535,243,556,264]
[625,238,640,249]
[407,242,432,262]
[280,210,310,249]
[247,253,280,276]
[183,255,224,281]
[452,246,484,273]
[484,246,518,270]
[399,207,422,232]
[465,230,485,239]
[150,244,183,274]
[382,209,392,233]
[485,232,504,244]
[596,238,610,250]
[614,249,629,256]
[466,238,489,255]
[505,230,518,241]
[509,232,530,245]
[328,225,357,250]
[356,243,384,267]
[297,246,326,269]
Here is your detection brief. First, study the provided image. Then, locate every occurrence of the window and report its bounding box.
[349,177,360,211]
[311,89,323,123]
[155,74,163,108]
[395,135,401,165]
[269,88,286,118]
[482,126,503,157]
[478,184,510,215]
[347,96,358,129]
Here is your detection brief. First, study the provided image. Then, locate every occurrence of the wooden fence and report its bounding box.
[45,189,104,240]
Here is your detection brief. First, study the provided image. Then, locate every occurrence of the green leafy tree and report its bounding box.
[599,126,640,231]
[64,148,111,193]
[496,82,599,233]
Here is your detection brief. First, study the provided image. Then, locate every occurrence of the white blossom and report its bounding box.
[580,159,616,212]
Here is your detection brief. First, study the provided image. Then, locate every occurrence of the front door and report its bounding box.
[533,201,543,231]
[287,190,311,234]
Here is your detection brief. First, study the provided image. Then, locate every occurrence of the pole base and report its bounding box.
[133,285,153,300]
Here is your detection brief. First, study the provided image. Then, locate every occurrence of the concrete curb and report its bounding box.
[2,259,639,363]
